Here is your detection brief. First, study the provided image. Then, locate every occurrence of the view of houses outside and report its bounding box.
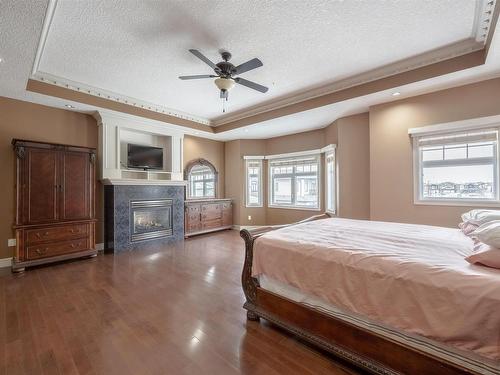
[422,164,495,199]
[421,141,496,200]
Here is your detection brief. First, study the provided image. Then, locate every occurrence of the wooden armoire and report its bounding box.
[12,139,97,272]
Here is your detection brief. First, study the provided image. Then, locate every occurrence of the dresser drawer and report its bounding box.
[187,204,200,213]
[26,238,89,260]
[201,204,222,220]
[26,224,88,245]
[186,212,201,223]
[201,219,222,230]
[186,222,201,233]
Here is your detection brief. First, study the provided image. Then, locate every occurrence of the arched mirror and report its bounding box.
[185,158,218,199]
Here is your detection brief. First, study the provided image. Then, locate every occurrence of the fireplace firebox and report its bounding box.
[130,199,173,242]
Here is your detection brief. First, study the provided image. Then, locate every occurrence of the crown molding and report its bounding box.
[31,71,211,126]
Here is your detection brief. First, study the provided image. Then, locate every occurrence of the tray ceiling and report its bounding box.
[35,0,485,123]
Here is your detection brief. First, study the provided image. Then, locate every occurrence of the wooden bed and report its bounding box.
[240,214,494,375]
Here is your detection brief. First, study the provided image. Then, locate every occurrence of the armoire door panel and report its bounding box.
[60,151,91,220]
[24,148,58,223]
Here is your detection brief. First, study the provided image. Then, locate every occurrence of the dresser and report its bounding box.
[184,199,232,237]
[12,139,97,272]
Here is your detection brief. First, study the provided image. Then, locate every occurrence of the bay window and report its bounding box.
[246,159,263,207]
[269,155,320,209]
[325,150,336,213]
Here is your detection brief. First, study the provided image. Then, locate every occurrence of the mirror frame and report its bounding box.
[184,158,218,200]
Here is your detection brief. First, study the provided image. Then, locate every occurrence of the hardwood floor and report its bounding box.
[0,230,363,375]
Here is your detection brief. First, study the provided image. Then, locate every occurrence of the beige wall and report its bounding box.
[183,135,225,198]
[0,97,100,259]
[336,113,371,220]
[370,77,500,227]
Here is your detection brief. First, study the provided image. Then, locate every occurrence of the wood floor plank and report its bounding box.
[0,230,363,374]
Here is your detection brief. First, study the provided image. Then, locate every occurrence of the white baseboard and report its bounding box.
[0,257,12,268]
[232,225,263,231]
[95,243,104,251]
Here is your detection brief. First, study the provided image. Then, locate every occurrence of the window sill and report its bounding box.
[414,199,500,208]
[268,205,321,211]
[245,204,263,208]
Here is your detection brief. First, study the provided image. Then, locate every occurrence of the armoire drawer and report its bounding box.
[26,224,88,245]
[26,238,89,260]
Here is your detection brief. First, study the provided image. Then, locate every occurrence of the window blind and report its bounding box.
[416,129,498,147]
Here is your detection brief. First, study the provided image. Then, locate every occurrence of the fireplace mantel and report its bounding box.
[101,178,188,186]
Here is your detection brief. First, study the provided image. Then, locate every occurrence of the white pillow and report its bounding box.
[473,220,500,248]
[461,209,500,226]
[465,243,500,269]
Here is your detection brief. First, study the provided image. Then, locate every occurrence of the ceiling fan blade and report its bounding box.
[179,74,217,80]
[189,49,217,69]
[235,77,268,93]
[234,58,263,75]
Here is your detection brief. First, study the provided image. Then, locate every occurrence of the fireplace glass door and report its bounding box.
[130,199,173,242]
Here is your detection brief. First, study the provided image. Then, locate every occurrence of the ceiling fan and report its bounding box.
[179,49,268,111]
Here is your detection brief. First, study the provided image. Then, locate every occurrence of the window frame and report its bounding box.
[412,129,500,207]
[185,158,218,200]
[268,154,321,211]
[325,149,337,214]
[245,159,263,208]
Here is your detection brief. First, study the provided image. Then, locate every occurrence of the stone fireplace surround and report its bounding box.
[104,184,185,252]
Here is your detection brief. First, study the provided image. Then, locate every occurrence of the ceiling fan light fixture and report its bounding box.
[214,77,235,91]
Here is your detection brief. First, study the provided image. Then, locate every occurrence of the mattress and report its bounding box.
[252,217,500,368]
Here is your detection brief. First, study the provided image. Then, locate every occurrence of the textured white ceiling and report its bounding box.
[1,0,499,141]
[37,0,478,120]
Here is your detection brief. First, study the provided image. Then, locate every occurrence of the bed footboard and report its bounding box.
[240,214,330,321]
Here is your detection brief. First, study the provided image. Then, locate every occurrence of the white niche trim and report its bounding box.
[94,110,186,185]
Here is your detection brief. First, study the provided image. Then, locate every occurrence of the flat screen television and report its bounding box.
[127,144,163,170]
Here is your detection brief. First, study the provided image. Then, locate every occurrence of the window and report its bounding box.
[325,150,336,213]
[269,155,320,209]
[413,129,499,205]
[246,159,263,207]
[185,159,217,199]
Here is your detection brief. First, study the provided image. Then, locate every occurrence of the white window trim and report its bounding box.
[268,154,322,211]
[245,159,263,208]
[411,125,500,207]
[325,150,337,215]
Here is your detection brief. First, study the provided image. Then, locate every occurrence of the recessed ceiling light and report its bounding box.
[65,104,75,109]
[392,91,401,96]
[244,129,249,132]
[0,58,3,63]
